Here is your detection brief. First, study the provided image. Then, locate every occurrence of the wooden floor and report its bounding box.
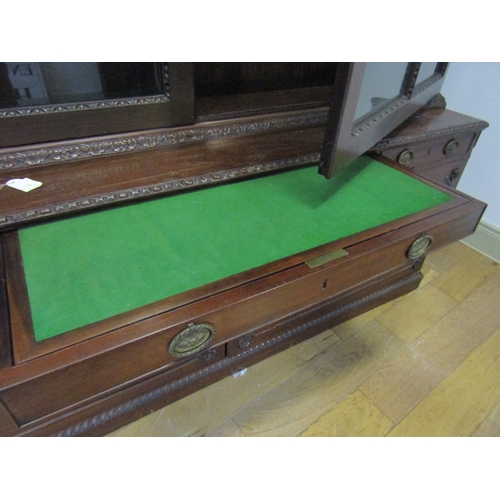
[107,242,500,437]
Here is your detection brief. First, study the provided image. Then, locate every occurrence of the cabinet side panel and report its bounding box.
[0,399,18,436]
[0,237,12,369]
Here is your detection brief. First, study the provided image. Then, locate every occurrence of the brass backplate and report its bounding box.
[169,322,215,358]
[407,234,434,259]
[306,248,349,268]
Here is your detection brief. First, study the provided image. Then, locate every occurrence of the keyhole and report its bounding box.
[322,279,328,290]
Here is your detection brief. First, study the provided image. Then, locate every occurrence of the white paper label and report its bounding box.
[6,178,43,192]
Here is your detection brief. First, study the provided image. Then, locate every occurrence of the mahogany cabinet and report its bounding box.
[0,63,488,436]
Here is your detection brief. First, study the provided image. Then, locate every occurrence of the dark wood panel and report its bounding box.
[196,87,333,120]
[0,238,12,369]
[415,158,470,187]
[194,63,337,97]
[0,125,324,229]
[0,399,18,435]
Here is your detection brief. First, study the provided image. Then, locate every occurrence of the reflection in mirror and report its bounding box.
[0,63,164,109]
[416,62,438,85]
[353,62,408,122]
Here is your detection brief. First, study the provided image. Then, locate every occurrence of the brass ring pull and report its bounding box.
[168,322,215,358]
[398,149,414,166]
[407,234,434,259]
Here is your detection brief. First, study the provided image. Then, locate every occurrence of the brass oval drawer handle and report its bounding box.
[407,234,434,259]
[397,149,414,166]
[169,322,215,358]
[444,139,459,155]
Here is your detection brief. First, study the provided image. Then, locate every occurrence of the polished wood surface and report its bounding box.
[107,242,500,436]
[0,65,490,437]
[0,123,324,229]
[0,171,484,434]
[0,107,487,230]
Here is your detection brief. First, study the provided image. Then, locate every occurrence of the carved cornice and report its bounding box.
[0,109,328,171]
[0,153,320,228]
[53,272,422,436]
[370,121,489,150]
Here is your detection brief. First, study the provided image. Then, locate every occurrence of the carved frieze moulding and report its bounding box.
[351,96,409,139]
[0,109,328,171]
[51,272,421,437]
[0,96,169,118]
[0,153,321,228]
[370,121,489,150]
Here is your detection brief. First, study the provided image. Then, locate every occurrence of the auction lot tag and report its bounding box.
[6,178,43,192]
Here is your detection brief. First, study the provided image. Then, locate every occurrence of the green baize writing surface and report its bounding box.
[19,157,452,341]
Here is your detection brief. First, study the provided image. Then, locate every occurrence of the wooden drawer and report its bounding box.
[414,157,469,188]
[21,266,424,437]
[227,263,423,358]
[0,233,418,422]
[0,191,485,425]
[378,131,478,169]
[0,156,487,434]
[0,342,226,427]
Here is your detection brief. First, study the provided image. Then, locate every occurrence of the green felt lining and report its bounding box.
[18,157,453,341]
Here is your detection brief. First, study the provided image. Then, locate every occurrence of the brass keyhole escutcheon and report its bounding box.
[169,322,215,358]
[407,234,434,260]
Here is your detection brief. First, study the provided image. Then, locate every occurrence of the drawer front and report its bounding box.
[0,195,485,425]
[378,132,478,169]
[0,344,226,427]
[415,158,470,188]
[227,264,423,358]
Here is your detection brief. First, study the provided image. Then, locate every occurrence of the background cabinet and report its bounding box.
[0,62,489,436]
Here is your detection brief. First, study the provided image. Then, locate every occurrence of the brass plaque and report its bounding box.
[169,322,215,358]
[305,249,349,268]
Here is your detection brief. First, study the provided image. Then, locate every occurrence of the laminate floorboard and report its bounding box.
[107,242,500,437]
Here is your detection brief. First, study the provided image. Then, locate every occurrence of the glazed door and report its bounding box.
[318,62,449,178]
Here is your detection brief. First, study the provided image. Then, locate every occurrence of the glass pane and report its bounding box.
[354,62,408,122]
[0,62,163,109]
[416,62,437,85]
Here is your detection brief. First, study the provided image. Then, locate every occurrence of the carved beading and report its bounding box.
[0,153,320,227]
[351,96,409,139]
[0,109,328,170]
[370,121,488,150]
[52,272,421,436]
